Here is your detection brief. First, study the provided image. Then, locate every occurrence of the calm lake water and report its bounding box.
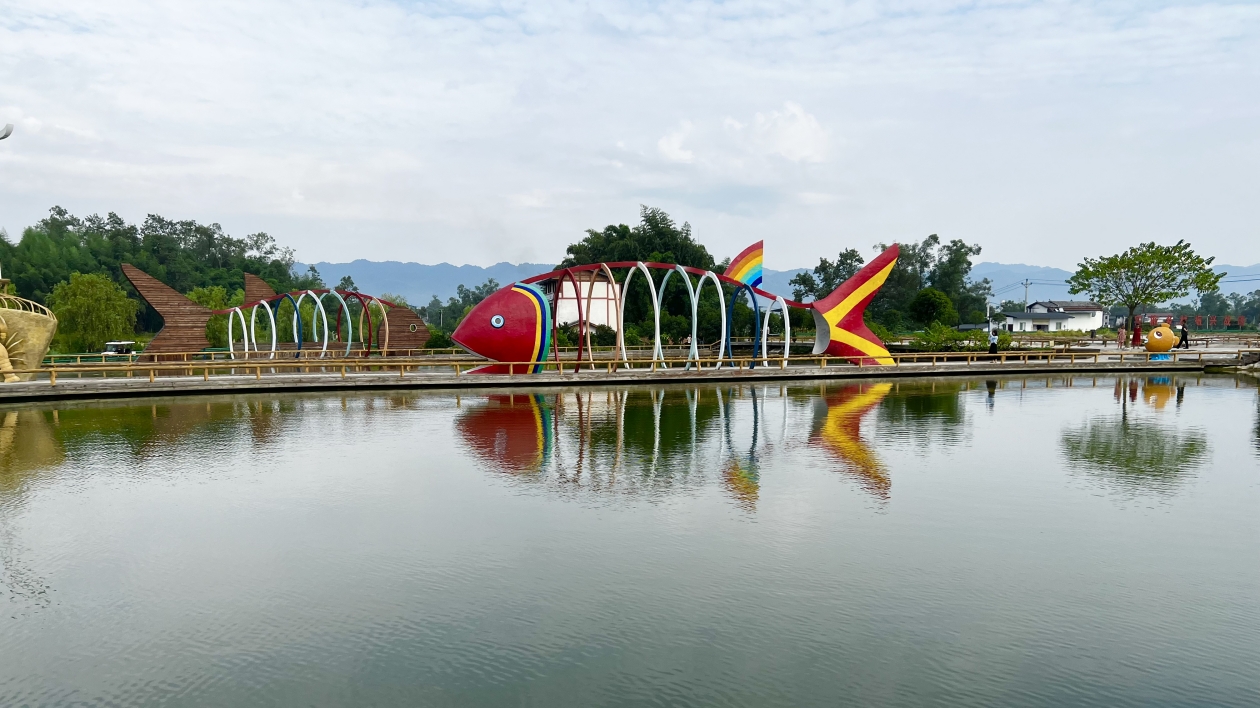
[2,375,1259,707]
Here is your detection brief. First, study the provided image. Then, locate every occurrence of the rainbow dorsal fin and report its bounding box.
[810,244,899,366]
[724,241,764,287]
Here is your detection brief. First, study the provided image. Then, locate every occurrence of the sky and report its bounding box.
[1,1,1258,270]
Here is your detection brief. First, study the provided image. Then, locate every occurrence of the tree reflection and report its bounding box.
[874,381,968,448]
[1061,414,1209,494]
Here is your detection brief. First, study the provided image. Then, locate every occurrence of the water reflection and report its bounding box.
[1067,376,1210,495]
[811,383,892,499]
[0,411,60,610]
[456,395,553,473]
[1,375,1245,510]
[875,380,969,448]
[454,388,747,503]
[0,411,62,484]
[1253,383,1260,456]
[452,383,898,508]
[720,387,762,510]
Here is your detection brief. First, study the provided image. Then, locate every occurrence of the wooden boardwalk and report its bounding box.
[0,357,1214,404]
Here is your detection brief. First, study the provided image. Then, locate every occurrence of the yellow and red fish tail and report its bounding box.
[810,244,899,366]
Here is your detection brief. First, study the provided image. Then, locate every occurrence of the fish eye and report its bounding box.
[491,314,505,328]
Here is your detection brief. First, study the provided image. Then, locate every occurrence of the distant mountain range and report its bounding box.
[301,259,1260,306]
[969,262,1260,305]
[301,260,555,306]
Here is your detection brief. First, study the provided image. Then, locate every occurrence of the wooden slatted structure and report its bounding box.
[243,273,277,304]
[121,264,212,359]
[381,306,431,353]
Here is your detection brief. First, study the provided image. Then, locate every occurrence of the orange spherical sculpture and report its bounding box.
[1145,324,1179,352]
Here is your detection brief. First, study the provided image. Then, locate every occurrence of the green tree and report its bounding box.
[868,234,990,328]
[378,292,409,308]
[0,206,320,333]
[998,299,1025,313]
[424,279,500,334]
[560,205,715,271]
[908,287,959,326]
[46,272,139,352]
[1067,241,1223,327]
[188,285,229,347]
[561,205,722,342]
[789,248,865,301]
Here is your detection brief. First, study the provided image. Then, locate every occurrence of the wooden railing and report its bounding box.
[3,347,1242,391]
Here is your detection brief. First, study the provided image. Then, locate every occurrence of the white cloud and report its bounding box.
[657,121,695,163]
[798,192,837,205]
[749,103,829,163]
[0,1,1256,269]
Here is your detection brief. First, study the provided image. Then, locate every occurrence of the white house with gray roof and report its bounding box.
[1002,301,1107,332]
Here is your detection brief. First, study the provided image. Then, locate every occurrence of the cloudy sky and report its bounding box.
[2,1,1258,270]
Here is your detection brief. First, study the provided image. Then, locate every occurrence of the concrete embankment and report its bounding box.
[0,358,1213,404]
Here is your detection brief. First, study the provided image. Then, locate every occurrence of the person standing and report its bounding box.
[1180,323,1191,349]
[1117,325,1127,349]
[988,328,999,355]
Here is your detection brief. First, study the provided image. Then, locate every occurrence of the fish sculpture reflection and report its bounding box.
[812,383,893,498]
[455,394,554,472]
[451,244,900,372]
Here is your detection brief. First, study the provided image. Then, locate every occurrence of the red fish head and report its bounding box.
[451,282,552,373]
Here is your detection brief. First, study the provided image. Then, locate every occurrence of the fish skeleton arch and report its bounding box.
[216,290,413,359]
[522,262,800,369]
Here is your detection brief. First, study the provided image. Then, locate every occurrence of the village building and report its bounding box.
[1002,301,1107,332]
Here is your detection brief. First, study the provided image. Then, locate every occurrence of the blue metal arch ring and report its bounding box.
[724,283,761,368]
[270,292,304,357]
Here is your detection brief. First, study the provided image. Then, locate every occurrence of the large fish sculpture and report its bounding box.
[452,243,900,372]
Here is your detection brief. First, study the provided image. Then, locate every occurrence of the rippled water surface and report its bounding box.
[2,374,1259,707]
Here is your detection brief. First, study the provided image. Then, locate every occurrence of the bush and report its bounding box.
[590,324,617,347]
[877,309,906,333]
[659,312,691,344]
[425,327,453,349]
[622,323,648,346]
[186,285,239,348]
[867,320,896,344]
[910,323,1011,352]
[47,272,138,352]
[911,322,970,351]
[908,288,959,326]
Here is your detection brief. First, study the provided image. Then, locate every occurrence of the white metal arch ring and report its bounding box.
[662,265,699,369]
[618,262,661,369]
[320,291,354,357]
[582,264,619,370]
[354,296,389,354]
[227,307,251,360]
[250,300,278,359]
[760,295,791,368]
[694,271,726,369]
[294,290,330,357]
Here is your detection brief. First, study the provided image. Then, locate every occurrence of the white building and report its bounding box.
[549,278,622,329]
[1003,301,1106,332]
